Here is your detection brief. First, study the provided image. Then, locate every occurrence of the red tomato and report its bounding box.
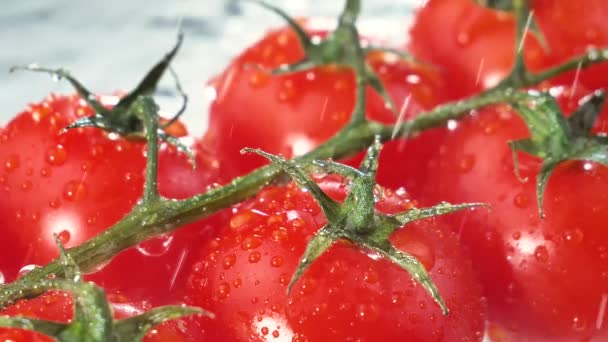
[0,94,225,304]
[0,291,71,342]
[408,83,608,340]
[202,20,446,179]
[409,0,545,98]
[534,0,608,90]
[182,175,486,341]
[409,0,608,99]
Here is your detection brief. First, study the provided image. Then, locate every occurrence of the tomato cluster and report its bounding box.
[1,0,608,341]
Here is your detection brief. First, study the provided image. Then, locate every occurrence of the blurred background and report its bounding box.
[0,0,416,135]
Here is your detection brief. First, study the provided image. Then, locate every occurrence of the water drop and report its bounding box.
[270,256,284,267]
[4,154,20,172]
[57,230,71,244]
[241,236,262,251]
[512,231,521,240]
[458,155,475,172]
[217,282,230,299]
[260,326,269,336]
[46,145,67,166]
[223,254,236,269]
[564,229,584,245]
[136,234,174,257]
[248,251,261,263]
[63,180,87,202]
[534,245,549,263]
[513,193,529,209]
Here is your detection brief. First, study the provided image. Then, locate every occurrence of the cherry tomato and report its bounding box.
[183,175,486,341]
[534,0,608,90]
[410,0,544,98]
[406,82,608,341]
[0,94,225,304]
[202,20,446,180]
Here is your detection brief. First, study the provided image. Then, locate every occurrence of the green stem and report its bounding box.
[139,99,161,203]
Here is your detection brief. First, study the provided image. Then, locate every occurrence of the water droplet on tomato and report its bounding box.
[233,277,242,288]
[241,236,262,251]
[46,145,67,166]
[279,273,289,286]
[456,32,470,46]
[63,180,87,202]
[223,254,236,269]
[248,251,261,263]
[364,269,379,284]
[513,193,529,208]
[136,234,174,257]
[534,245,549,263]
[248,70,269,88]
[4,154,20,172]
[564,229,584,245]
[458,155,475,172]
[572,316,587,332]
[57,230,71,244]
[49,198,61,209]
[260,326,269,336]
[270,256,283,267]
[217,282,230,299]
[512,231,521,240]
[40,166,52,177]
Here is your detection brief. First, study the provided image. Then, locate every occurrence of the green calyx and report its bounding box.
[244,0,420,122]
[0,238,210,342]
[244,136,486,315]
[9,31,194,166]
[508,89,608,218]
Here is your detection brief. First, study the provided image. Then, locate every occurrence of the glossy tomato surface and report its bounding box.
[407,83,608,341]
[182,175,486,341]
[0,94,225,304]
[203,19,447,180]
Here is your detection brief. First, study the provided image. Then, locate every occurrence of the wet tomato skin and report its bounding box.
[410,84,608,341]
[0,94,225,304]
[183,176,486,341]
[203,20,447,181]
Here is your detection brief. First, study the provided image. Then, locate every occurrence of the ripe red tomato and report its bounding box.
[406,82,608,340]
[0,291,71,342]
[202,19,446,179]
[409,0,546,99]
[409,0,608,99]
[534,0,608,90]
[182,175,486,341]
[0,94,225,304]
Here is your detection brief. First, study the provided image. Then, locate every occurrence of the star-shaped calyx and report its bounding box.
[243,136,485,315]
[244,0,423,121]
[10,31,194,165]
[508,89,608,217]
[0,237,210,341]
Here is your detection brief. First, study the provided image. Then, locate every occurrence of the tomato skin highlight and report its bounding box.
[0,94,225,304]
[203,20,446,181]
[183,176,486,341]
